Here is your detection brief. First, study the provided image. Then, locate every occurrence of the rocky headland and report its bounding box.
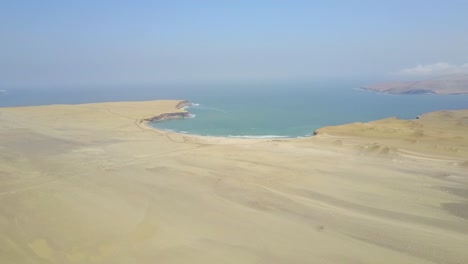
[361,73,468,94]
[144,100,191,122]
[175,100,191,109]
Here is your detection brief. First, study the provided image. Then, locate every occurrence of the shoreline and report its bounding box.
[141,100,297,140]
[140,100,468,146]
[1,99,467,263]
[140,100,189,128]
[3,99,467,144]
[141,100,468,160]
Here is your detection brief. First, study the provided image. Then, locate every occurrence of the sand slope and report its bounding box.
[0,100,467,264]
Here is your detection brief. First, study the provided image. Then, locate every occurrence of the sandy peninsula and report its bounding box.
[0,100,467,264]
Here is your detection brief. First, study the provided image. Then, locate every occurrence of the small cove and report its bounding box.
[148,83,468,138]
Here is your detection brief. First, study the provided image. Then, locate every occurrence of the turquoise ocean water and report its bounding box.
[149,82,468,138]
[2,81,467,138]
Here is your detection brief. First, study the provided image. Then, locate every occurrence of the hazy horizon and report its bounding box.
[1,1,468,90]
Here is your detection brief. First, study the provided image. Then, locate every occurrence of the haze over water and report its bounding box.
[1,1,468,138]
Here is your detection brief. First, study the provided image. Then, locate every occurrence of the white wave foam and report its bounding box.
[297,133,313,138]
[184,103,200,109]
[227,135,289,139]
[188,114,196,118]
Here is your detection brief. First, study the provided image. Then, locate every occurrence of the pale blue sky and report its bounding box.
[1,0,468,88]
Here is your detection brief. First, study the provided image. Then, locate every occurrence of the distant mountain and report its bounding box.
[361,74,468,95]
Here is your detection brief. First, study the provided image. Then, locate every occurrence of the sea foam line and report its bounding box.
[227,135,289,139]
[183,103,200,109]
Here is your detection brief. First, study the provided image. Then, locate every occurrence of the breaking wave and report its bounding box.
[227,135,289,139]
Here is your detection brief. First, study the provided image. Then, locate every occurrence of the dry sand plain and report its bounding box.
[0,100,467,264]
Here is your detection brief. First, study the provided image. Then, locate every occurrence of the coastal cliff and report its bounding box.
[175,100,191,109]
[144,100,191,122]
[144,111,190,122]
[361,73,468,94]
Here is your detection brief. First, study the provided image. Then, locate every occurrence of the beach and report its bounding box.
[0,100,467,264]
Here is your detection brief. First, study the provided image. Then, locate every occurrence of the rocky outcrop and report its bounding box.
[176,100,191,109]
[143,100,191,122]
[144,112,190,122]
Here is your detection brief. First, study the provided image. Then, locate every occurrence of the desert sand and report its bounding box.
[0,100,467,264]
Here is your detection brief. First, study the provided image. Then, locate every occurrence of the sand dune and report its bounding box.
[0,100,467,264]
